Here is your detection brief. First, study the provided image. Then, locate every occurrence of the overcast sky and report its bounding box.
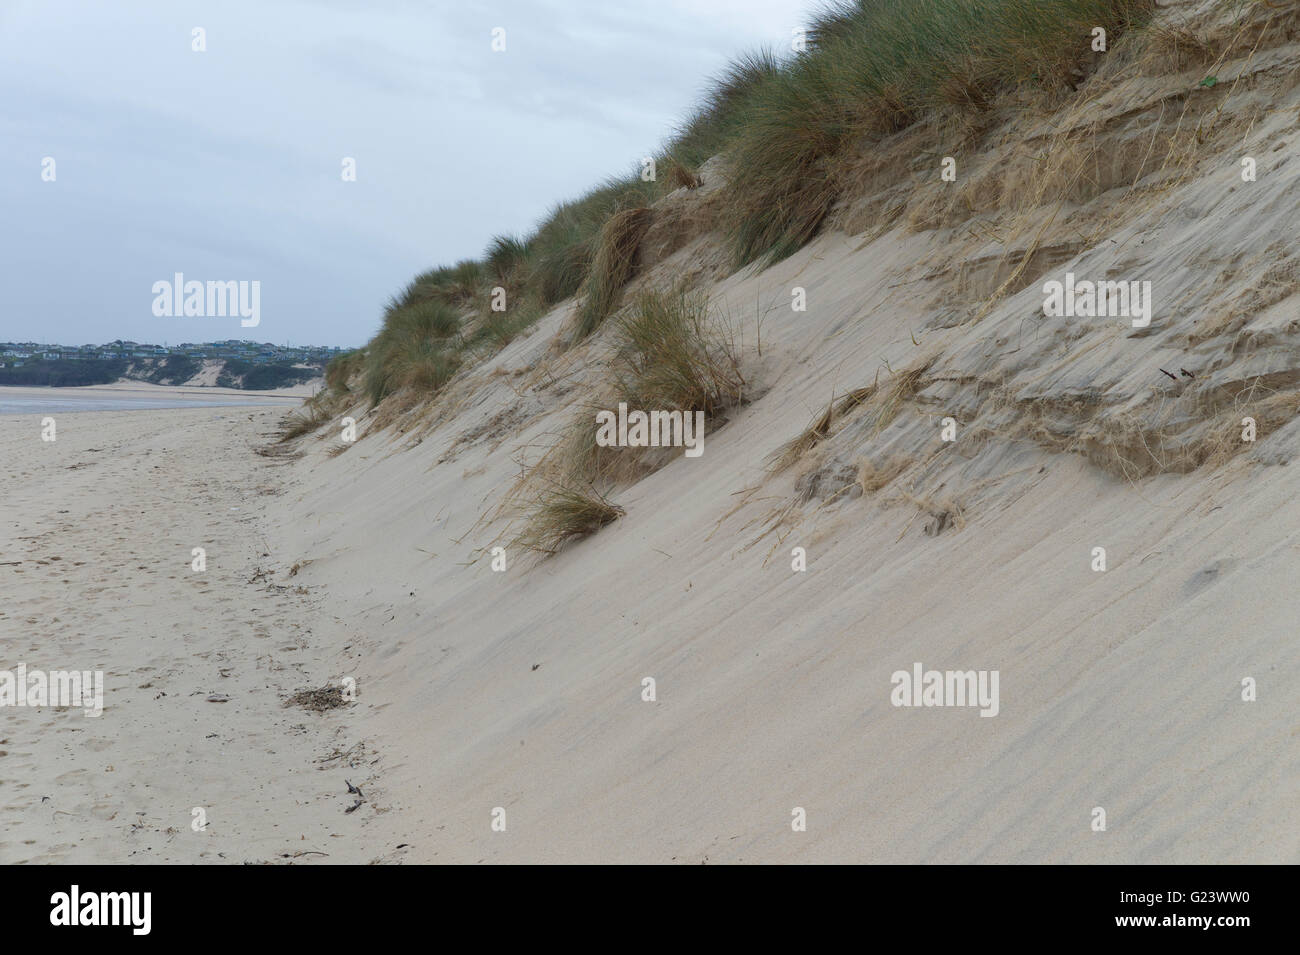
[1,0,822,347]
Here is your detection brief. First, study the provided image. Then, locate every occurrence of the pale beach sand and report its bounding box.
[3,341,1297,863]
[0,403,398,863]
[272,314,1300,864]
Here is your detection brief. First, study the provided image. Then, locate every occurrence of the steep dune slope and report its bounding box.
[271,0,1299,863]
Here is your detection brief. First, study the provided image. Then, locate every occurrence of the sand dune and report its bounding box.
[5,0,1298,864]
[259,0,1298,863]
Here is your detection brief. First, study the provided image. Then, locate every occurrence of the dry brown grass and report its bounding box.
[769,355,933,477]
[665,157,703,191]
[547,290,748,488]
[873,360,933,434]
[858,454,912,494]
[278,398,331,442]
[513,481,625,554]
[570,207,654,342]
[510,289,747,554]
[768,385,875,473]
[900,490,967,537]
[971,1,1286,319]
[1144,23,1219,71]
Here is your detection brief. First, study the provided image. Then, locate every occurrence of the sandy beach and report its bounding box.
[4,0,1298,870]
[5,310,1296,865]
[0,403,399,864]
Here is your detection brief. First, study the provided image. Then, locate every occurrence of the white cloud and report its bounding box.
[0,0,824,346]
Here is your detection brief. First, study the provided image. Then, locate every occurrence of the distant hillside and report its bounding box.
[0,355,324,389]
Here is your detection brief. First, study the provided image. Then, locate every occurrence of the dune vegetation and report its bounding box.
[512,481,627,555]
[509,289,746,548]
[318,0,1156,416]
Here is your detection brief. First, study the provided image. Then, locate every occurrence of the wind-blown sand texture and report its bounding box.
[1,406,381,863]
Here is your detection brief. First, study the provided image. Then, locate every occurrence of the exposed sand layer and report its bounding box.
[0,406,398,864]
[272,357,1300,864]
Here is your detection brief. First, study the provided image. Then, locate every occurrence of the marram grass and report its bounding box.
[346,0,1154,405]
[515,482,625,554]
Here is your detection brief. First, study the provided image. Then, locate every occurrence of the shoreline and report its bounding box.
[0,382,313,416]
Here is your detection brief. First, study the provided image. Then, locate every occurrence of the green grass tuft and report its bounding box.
[361,298,464,404]
[609,289,745,417]
[719,0,1155,265]
[485,234,531,283]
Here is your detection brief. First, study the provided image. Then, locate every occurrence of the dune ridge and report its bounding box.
[257,0,1300,861]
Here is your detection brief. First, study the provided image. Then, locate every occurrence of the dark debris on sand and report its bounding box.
[284,685,348,712]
